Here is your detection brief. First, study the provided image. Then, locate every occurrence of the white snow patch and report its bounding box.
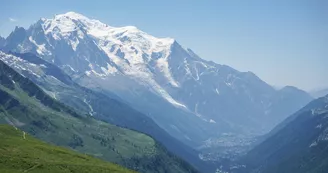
[101,63,118,75]
[215,88,220,95]
[318,128,328,141]
[70,38,79,51]
[209,119,216,123]
[83,98,94,116]
[91,70,106,77]
[65,65,77,72]
[157,87,186,108]
[44,90,57,100]
[28,36,51,55]
[225,82,232,86]
[49,76,60,82]
[107,63,118,74]
[156,57,179,87]
[198,61,208,68]
[183,58,192,74]
[85,71,92,76]
[31,72,41,78]
[193,65,200,81]
[194,103,212,123]
[309,141,318,148]
[194,103,202,117]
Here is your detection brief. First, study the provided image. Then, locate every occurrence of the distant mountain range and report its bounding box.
[0,12,313,156]
[311,88,328,98]
[226,94,328,173]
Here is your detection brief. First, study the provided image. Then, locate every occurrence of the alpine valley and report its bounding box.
[0,12,315,172]
[223,94,328,173]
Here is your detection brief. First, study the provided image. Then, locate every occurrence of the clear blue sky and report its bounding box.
[0,0,327,91]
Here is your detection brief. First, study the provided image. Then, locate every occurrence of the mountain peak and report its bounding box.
[62,11,86,18]
[53,11,92,21]
[280,86,304,92]
[15,12,178,79]
[55,12,100,24]
[40,12,175,46]
[278,86,312,100]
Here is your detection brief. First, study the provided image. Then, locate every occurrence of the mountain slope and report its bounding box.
[0,125,134,173]
[0,51,211,172]
[311,88,328,98]
[2,12,312,151]
[0,59,199,173]
[232,95,328,173]
[0,36,4,48]
[264,86,313,126]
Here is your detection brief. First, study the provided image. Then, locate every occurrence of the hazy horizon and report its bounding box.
[1,0,327,91]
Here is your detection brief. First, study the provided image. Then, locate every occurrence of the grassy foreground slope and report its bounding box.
[0,125,134,173]
[0,59,199,173]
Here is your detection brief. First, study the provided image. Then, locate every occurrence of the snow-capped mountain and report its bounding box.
[1,12,313,149]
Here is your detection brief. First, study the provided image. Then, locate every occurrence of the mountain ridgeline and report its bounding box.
[311,88,328,98]
[0,12,313,153]
[0,59,199,173]
[227,95,328,173]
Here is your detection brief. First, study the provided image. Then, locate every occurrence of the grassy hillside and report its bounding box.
[0,125,134,173]
[0,59,199,173]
